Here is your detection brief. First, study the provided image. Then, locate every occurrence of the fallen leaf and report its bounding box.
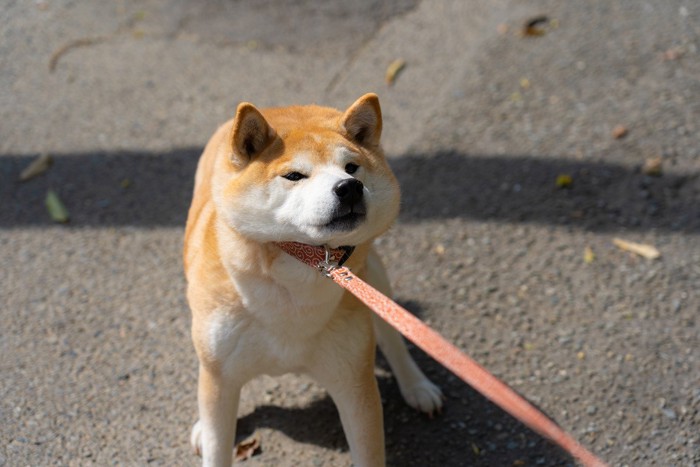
[19,153,53,181]
[234,433,261,462]
[642,157,663,176]
[385,59,406,85]
[519,77,530,89]
[45,190,70,223]
[555,174,573,188]
[509,91,522,102]
[522,15,549,36]
[471,442,481,455]
[661,47,684,61]
[613,238,660,260]
[611,124,628,139]
[132,10,147,22]
[434,244,446,255]
[583,246,595,264]
[577,351,586,360]
[49,36,108,72]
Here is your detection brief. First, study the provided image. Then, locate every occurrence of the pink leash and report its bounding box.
[276,241,607,467]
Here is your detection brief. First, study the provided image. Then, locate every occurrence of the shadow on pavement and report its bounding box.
[237,360,574,466]
[233,300,573,466]
[1,149,698,232]
[2,151,617,464]
[1,150,201,228]
[393,151,699,233]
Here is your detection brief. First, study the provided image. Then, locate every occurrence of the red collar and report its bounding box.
[275,242,355,268]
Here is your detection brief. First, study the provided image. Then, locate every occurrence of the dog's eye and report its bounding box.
[345,163,359,174]
[282,172,307,182]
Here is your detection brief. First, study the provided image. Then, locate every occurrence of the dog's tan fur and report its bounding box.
[184,94,442,466]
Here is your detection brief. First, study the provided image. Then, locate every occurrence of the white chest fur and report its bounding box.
[235,253,344,332]
[206,251,347,378]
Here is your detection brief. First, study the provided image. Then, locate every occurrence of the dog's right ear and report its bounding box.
[229,102,275,167]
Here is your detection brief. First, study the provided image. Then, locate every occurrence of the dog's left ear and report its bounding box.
[230,102,275,167]
[341,93,382,147]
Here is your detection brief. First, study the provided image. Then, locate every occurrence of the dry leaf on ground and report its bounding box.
[522,16,549,37]
[234,433,261,462]
[583,246,595,264]
[613,238,660,260]
[612,125,628,139]
[49,37,108,72]
[642,157,663,176]
[662,47,684,61]
[45,190,70,223]
[555,174,573,188]
[385,59,406,85]
[20,153,53,181]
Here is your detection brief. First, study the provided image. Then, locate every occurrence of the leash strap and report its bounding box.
[276,242,607,467]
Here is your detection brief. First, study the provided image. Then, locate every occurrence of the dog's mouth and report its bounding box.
[323,204,367,231]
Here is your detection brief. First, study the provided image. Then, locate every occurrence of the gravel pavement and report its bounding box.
[2,1,699,466]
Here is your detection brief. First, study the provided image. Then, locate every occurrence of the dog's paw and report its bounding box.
[190,420,202,457]
[399,378,444,416]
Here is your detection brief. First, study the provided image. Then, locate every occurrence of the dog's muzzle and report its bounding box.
[325,178,366,230]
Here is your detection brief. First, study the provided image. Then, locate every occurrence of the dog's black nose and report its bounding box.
[333,178,364,205]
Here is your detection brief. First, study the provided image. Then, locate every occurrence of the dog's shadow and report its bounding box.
[236,301,574,467]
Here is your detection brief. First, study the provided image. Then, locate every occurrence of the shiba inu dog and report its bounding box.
[184,94,443,466]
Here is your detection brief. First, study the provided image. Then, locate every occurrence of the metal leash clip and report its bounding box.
[317,246,339,277]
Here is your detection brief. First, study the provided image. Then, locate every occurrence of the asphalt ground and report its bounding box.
[1,1,698,466]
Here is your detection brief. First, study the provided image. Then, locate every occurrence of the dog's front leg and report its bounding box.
[365,250,443,415]
[192,365,242,467]
[311,357,385,467]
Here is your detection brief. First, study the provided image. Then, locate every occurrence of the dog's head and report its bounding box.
[213,94,400,247]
